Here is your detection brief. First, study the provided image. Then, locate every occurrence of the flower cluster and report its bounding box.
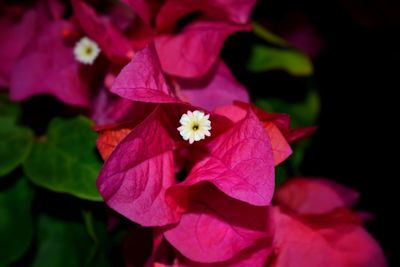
[95,45,386,267]
[1,0,251,111]
[0,0,387,266]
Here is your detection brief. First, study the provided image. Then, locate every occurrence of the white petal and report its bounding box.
[193,110,201,118]
[203,120,211,127]
[179,114,190,124]
[182,132,190,140]
[194,133,202,141]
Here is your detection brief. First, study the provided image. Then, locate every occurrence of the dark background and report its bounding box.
[223,0,398,265]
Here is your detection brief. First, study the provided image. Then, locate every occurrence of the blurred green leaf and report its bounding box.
[256,90,320,127]
[32,214,110,267]
[256,90,320,175]
[252,22,291,47]
[275,164,288,187]
[290,91,320,127]
[247,45,313,76]
[0,95,33,177]
[0,124,33,177]
[286,91,320,173]
[23,116,102,201]
[81,211,113,267]
[0,178,34,266]
[289,141,310,174]
[0,94,21,122]
[82,210,100,244]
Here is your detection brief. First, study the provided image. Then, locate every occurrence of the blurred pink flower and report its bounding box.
[4,0,253,108]
[6,0,102,107]
[10,20,94,107]
[146,178,387,266]
[71,0,137,65]
[0,4,38,88]
[72,0,257,78]
[269,177,387,267]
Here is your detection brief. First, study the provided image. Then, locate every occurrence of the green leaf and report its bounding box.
[23,116,102,201]
[0,94,21,122]
[0,96,33,177]
[0,124,33,177]
[256,90,320,128]
[289,140,311,174]
[252,22,290,47]
[81,211,112,267]
[32,215,110,267]
[247,45,313,76]
[290,90,320,127]
[275,164,288,188]
[0,178,34,266]
[82,210,99,244]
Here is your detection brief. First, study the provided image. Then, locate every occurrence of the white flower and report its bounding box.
[73,37,100,65]
[177,110,211,144]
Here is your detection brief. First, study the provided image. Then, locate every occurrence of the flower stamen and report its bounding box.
[73,37,100,65]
